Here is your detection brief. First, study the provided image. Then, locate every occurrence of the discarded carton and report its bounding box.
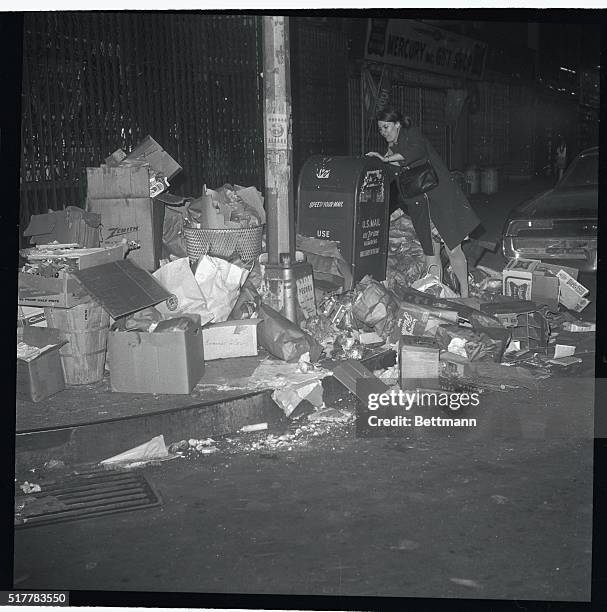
[556,269,590,312]
[502,258,559,309]
[332,359,390,405]
[24,207,101,248]
[18,272,90,308]
[17,327,67,402]
[202,319,260,360]
[87,164,153,199]
[21,243,126,269]
[399,335,440,391]
[86,196,165,272]
[18,244,126,309]
[108,321,205,394]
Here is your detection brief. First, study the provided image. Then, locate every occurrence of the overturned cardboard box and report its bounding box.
[17,327,67,403]
[23,206,101,248]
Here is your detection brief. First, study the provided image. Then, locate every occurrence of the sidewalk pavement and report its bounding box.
[14,348,395,473]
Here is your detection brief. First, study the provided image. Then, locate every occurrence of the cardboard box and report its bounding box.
[125,135,182,180]
[202,319,260,360]
[18,272,90,308]
[86,196,165,271]
[108,325,205,394]
[18,244,126,308]
[502,258,559,309]
[332,359,390,404]
[87,164,153,199]
[24,207,101,248]
[399,335,440,391]
[22,243,126,270]
[17,327,66,402]
[556,269,590,312]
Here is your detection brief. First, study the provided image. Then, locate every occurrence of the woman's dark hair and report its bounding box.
[376,107,412,128]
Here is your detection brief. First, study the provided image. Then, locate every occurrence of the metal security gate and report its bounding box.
[349,69,447,162]
[468,80,510,166]
[20,12,264,235]
[290,20,349,181]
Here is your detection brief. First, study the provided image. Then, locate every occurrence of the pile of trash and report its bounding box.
[17,133,595,429]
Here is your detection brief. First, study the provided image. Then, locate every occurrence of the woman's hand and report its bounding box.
[365,151,384,161]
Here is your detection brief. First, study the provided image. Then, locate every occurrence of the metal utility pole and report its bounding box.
[262,15,295,265]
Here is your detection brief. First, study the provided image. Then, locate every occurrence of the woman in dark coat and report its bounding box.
[366,108,480,297]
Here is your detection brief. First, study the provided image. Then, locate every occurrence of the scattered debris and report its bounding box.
[20,481,41,494]
[240,423,269,433]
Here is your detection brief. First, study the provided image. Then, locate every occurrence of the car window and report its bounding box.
[559,154,598,188]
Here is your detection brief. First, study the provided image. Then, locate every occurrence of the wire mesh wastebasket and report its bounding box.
[183,225,263,263]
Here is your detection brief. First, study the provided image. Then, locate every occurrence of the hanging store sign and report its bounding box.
[365,19,487,80]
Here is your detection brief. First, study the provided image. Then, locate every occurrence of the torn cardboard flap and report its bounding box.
[73,259,172,319]
[24,207,101,247]
[125,135,182,180]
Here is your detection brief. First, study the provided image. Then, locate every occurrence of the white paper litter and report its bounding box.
[194,255,250,323]
[100,434,169,466]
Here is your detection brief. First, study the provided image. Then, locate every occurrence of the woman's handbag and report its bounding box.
[396,158,439,199]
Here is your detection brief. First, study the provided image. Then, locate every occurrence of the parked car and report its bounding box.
[502,146,598,272]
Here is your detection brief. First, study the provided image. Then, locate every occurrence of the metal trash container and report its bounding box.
[297,155,389,283]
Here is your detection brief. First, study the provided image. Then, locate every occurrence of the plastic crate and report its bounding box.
[508,311,549,352]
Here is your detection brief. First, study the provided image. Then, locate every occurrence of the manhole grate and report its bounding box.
[15,470,161,528]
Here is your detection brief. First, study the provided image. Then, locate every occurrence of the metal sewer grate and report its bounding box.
[15,470,162,528]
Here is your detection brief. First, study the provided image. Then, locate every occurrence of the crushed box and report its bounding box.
[202,319,260,360]
[108,324,205,395]
[17,327,66,402]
